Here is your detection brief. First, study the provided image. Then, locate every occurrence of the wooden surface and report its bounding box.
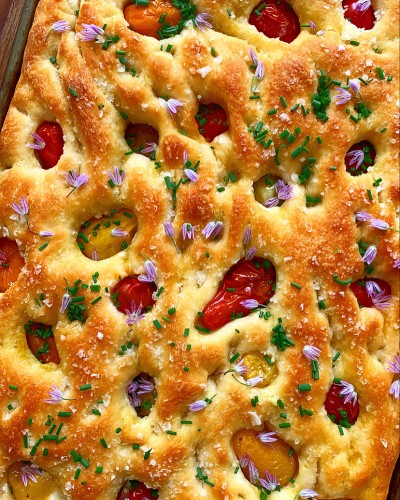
[0,0,25,88]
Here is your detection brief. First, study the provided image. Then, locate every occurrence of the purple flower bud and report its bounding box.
[356,210,372,222]
[354,0,372,12]
[233,358,248,375]
[366,280,381,297]
[127,380,141,407]
[390,380,400,399]
[45,385,64,404]
[259,471,279,491]
[0,250,6,263]
[309,20,317,31]
[346,149,364,170]
[240,299,260,309]
[249,48,264,80]
[335,87,352,105]
[195,12,212,30]
[184,168,199,182]
[202,221,223,240]
[10,197,29,216]
[164,222,175,239]
[239,453,250,468]
[339,381,358,405]
[80,23,104,42]
[303,345,321,361]
[60,293,71,313]
[245,246,256,260]
[361,245,377,265]
[180,222,194,240]
[189,400,207,412]
[257,431,277,445]
[163,98,184,116]
[111,228,128,237]
[138,260,157,283]
[264,196,280,208]
[264,180,293,208]
[243,226,251,245]
[108,166,125,186]
[369,217,389,230]
[39,231,54,237]
[28,132,46,150]
[349,78,361,94]
[52,20,71,33]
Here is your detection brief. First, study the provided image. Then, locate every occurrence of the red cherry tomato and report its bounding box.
[202,258,276,331]
[350,278,391,308]
[117,480,158,499]
[249,0,300,44]
[35,122,64,170]
[324,382,359,425]
[111,276,156,314]
[195,103,229,142]
[125,124,159,157]
[0,238,25,293]
[345,140,376,176]
[25,322,60,364]
[342,0,376,30]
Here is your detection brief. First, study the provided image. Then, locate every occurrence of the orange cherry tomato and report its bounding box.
[232,429,298,486]
[345,140,376,176]
[125,124,159,157]
[0,238,24,293]
[249,0,300,44]
[7,461,58,500]
[324,382,359,425]
[195,103,229,142]
[202,258,276,331]
[35,122,64,170]
[342,0,375,30]
[111,276,156,314]
[25,322,60,364]
[117,480,158,500]
[124,0,182,39]
[350,278,391,308]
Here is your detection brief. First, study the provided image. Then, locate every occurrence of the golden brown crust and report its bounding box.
[0,0,398,499]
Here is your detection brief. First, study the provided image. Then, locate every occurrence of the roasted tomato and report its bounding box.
[117,479,159,499]
[242,352,277,388]
[124,0,182,39]
[7,461,59,500]
[0,238,24,293]
[350,278,391,308]
[195,103,229,142]
[202,257,276,331]
[342,0,376,30]
[127,373,157,417]
[233,428,298,486]
[345,140,376,176]
[78,209,137,261]
[249,0,300,43]
[125,124,159,157]
[111,276,156,314]
[25,322,60,364]
[324,382,359,425]
[35,122,64,170]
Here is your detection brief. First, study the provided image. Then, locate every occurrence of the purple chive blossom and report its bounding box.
[127,380,140,407]
[44,385,65,404]
[180,222,194,240]
[60,293,71,313]
[264,179,293,208]
[243,226,251,246]
[299,490,319,499]
[339,381,358,406]
[387,354,400,399]
[394,259,400,269]
[137,377,154,395]
[245,247,256,261]
[356,210,372,222]
[92,249,100,261]
[233,358,248,375]
[51,20,71,33]
[125,302,145,325]
[162,98,184,116]
[361,245,377,265]
[65,170,89,196]
[20,463,41,487]
[257,431,277,445]
[335,87,352,105]
[11,197,29,217]
[28,132,45,150]
[309,20,317,31]
[349,78,361,95]
[246,375,264,386]
[239,453,250,468]
[202,221,223,240]
[164,222,175,239]
[185,168,199,182]
[371,289,391,310]
[108,166,125,186]
[366,280,381,296]
[249,49,265,80]
[138,260,157,283]
[80,23,104,42]
[39,231,54,237]
[141,142,157,155]
[195,12,212,30]
[189,399,208,412]
[354,0,372,12]
[346,149,364,170]
[303,345,321,361]
[248,461,259,485]
[369,217,389,231]
[240,298,263,310]
[259,471,279,491]
[111,228,128,237]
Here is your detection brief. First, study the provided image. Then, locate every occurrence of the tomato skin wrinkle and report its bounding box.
[111,276,156,314]
[117,480,158,500]
[342,0,376,30]
[202,258,276,330]
[196,103,229,142]
[35,122,64,170]
[350,278,391,308]
[249,0,300,44]
[324,383,359,425]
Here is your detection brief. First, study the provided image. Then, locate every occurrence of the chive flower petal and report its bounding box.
[80,23,104,42]
[335,87,352,105]
[346,149,364,169]
[299,490,319,498]
[164,222,175,239]
[361,245,377,265]
[10,197,29,216]
[257,431,277,445]
[20,463,41,487]
[246,375,264,386]
[195,12,212,30]
[125,302,145,325]
[138,260,157,283]
[28,132,46,150]
[108,166,125,186]
[52,20,71,33]
[354,0,372,12]
[189,400,207,412]
[180,222,194,240]
[184,168,199,182]
[111,228,128,237]
[45,385,64,404]
[303,345,321,361]
[339,381,358,406]
[259,470,279,491]
[60,293,71,313]
[202,221,223,239]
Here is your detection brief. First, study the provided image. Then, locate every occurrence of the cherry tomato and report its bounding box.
[350,278,391,308]
[195,103,229,142]
[0,238,24,293]
[125,124,159,158]
[25,322,60,364]
[35,122,64,170]
[7,461,58,500]
[233,428,298,486]
[324,382,359,425]
[249,0,300,44]
[345,140,376,176]
[128,373,157,418]
[342,0,376,30]
[111,276,156,314]
[124,0,182,39]
[117,480,158,500]
[202,258,275,331]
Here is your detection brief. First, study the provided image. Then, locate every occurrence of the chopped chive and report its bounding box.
[367,189,373,201]
[58,411,72,417]
[333,274,352,286]
[91,296,102,305]
[290,103,299,112]
[38,243,48,251]
[298,383,311,392]
[80,384,92,391]
[95,466,103,474]
[350,40,360,46]
[180,420,192,425]
[318,300,326,310]
[290,282,302,289]
[120,111,128,120]
[156,286,164,297]
[69,87,78,97]
[332,352,341,362]
[166,430,177,435]
[9,385,18,391]
[279,422,291,428]
[277,399,284,409]
[153,319,162,329]
[267,109,277,115]
[376,67,385,80]
[229,352,240,363]
[280,96,287,108]
[74,469,81,480]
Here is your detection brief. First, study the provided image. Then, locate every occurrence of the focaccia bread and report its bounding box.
[0,0,398,499]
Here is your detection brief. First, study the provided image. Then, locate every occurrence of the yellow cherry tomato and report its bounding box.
[124,0,182,39]
[7,462,58,500]
[253,174,279,206]
[232,429,298,486]
[242,351,277,388]
[78,209,137,261]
